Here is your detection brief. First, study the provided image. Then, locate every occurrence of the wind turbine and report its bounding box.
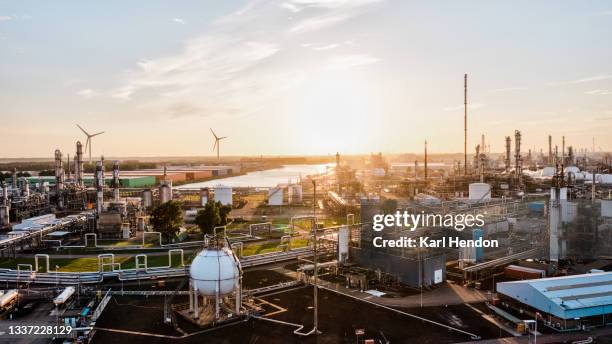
[76,124,105,162]
[210,128,227,160]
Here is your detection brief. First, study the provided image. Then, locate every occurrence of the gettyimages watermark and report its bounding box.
[371,210,498,249]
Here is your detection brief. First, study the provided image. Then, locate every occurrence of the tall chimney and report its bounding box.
[424,140,428,180]
[548,135,552,165]
[505,136,511,172]
[76,141,84,186]
[112,160,120,202]
[464,74,468,175]
[95,160,104,213]
[514,130,522,188]
[562,136,565,165]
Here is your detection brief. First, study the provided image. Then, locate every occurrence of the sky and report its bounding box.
[1,0,612,158]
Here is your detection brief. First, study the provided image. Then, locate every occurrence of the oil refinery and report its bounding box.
[2,1,612,343]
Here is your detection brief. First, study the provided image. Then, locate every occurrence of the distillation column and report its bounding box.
[95,160,105,214]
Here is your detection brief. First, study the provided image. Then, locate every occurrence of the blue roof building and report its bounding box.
[497,272,612,320]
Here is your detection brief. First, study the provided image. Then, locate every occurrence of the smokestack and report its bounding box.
[11,168,17,189]
[54,149,64,192]
[414,160,418,179]
[76,141,84,186]
[424,140,428,180]
[464,74,468,175]
[562,136,565,165]
[514,130,522,188]
[548,135,552,165]
[505,136,511,172]
[95,160,104,214]
[0,181,8,227]
[112,160,120,202]
[481,134,485,155]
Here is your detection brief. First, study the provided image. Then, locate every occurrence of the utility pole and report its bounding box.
[464,74,468,175]
[312,179,319,335]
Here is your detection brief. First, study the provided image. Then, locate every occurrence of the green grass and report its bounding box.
[241,238,310,256]
[0,251,196,272]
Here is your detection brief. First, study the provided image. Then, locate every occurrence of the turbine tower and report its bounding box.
[210,128,227,160]
[76,124,105,162]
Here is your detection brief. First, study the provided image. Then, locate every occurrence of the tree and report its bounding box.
[195,201,232,235]
[149,201,183,243]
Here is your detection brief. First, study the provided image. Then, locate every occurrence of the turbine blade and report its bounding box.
[210,128,218,140]
[219,136,227,140]
[90,131,105,137]
[76,124,89,136]
[212,140,217,152]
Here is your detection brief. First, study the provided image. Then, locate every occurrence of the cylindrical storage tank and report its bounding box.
[602,199,612,218]
[214,185,233,206]
[338,225,349,263]
[468,183,491,201]
[190,248,240,296]
[541,167,556,177]
[159,182,172,204]
[599,174,612,185]
[136,216,146,231]
[142,189,153,208]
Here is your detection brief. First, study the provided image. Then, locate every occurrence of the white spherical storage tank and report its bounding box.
[468,183,491,201]
[190,248,240,296]
[214,185,233,206]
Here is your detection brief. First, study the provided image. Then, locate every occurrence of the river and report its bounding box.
[175,164,333,189]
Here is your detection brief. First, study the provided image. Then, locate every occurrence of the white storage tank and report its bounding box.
[159,181,173,204]
[338,225,349,263]
[602,199,612,218]
[541,167,556,177]
[288,184,303,203]
[268,187,283,206]
[468,183,491,201]
[214,185,233,206]
[190,248,240,296]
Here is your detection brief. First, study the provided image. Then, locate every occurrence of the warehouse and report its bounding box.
[497,272,612,331]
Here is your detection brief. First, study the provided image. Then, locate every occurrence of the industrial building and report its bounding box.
[497,272,612,330]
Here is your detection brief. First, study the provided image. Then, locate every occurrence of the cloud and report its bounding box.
[327,54,379,70]
[110,0,381,118]
[280,2,302,13]
[0,16,11,21]
[289,14,348,33]
[76,89,98,98]
[311,43,339,50]
[584,89,612,95]
[172,18,186,24]
[547,74,612,86]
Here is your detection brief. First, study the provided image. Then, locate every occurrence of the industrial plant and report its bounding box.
[2,1,612,342]
[1,74,612,343]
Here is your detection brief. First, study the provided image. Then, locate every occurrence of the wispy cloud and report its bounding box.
[311,43,339,50]
[76,89,98,98]
[0,15,11,21]
[289,14,348,33]
[584,89,612,95]
[109,0,381,118]
[327,54,379,70]
[547,74,612,86]
[172,18,186,25]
